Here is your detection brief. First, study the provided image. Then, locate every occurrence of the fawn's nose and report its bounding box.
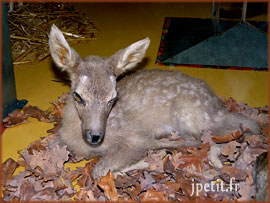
[83,130,104,145]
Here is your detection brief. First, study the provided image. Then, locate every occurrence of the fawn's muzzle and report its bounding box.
[83,130,104,145]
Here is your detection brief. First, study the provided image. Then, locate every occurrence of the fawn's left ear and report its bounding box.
[109,37,150,76]
[49,24,81,74]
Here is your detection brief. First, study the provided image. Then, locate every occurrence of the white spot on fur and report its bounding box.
[190,84,196,89]
[165,78,178,86]
[194,100,201,107]
[183,90,188,95]
[218,111,223,116]
[180,83,190,88]
[110,75,116,87]
[204,112,210,120]
[186,120,193,128]
[176,86,181,94]
[162,89,169,94]
[154,96,167,104]
[204,100,209,106]
[80,75,88,83]
[189,90,195,96]
[76,75,89,93]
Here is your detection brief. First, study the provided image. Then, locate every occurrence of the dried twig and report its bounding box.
[8,2,99,65]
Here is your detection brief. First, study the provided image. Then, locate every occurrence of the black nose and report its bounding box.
[90,134,100,143]
[84,131,103,145]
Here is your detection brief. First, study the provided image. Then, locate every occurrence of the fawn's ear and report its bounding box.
[109,37,150,76]
[49,24,80,74]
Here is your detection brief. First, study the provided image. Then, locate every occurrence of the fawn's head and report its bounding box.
[49,24,150,146]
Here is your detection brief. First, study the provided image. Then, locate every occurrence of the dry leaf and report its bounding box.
[245,167,254,186]
[141,189,168,201]
[77,159,98,187]
[57,186,76,199]
[47,123,62,134]
[221,97,246,112]
[75,188,97,201]
[27,139,46,155]
[139,171,156,190]
[62,167,83,182]
[165,181,181,192]
[233,147,255,170]
[175,171,195,198]
[163,154,176,172]
[238,182,254,201]
[221,141,241,161]
[115,174,137,189]
[20,181,57,201]
[97,171,119,201]
[234,147,267,170]
[177,144,210,173]
[19,181,36,201]
[23,105,51,122]
[259,123,269,136]
[49,103,65,121]
[212,130,243,144]
[2,158,18,185]
[144,150,166,173]
[20,144,69,178]
[125,182,142,200]
[3,109,29,127]
[221,166,247,181]
[245,135,265,148]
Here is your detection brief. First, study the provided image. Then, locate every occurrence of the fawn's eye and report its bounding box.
[73,92,85,104]
[108,97,117,106]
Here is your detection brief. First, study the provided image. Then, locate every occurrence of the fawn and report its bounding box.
[49,24,259,178]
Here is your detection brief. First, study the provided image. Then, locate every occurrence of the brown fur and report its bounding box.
[49,25,259,178]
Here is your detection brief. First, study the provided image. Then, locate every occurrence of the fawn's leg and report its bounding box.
[152,138,201,150]
[91,142,148,179]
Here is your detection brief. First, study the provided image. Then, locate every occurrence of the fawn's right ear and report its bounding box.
[49,24,80,74]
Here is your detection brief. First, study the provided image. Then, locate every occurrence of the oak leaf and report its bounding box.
[3,110,29,127]
[141,189,168,201]
[77,159,98,187]
[144,150,166,173]
[23,105,51,122]
[139,171,156,190]
[49,102,66,122]
[124,182,142,200]
[221,166,247,181]
[19,181,57,201]
[177,144,210,173]
[238,182,254,201]
[97,171,119,201]
[27,139,46,155]
[165,181,181,192]
[20,144,69,178]
[245,135,265,148]
[175,171,195,198]
[212,130,243,144]
[2,158,18,185]
[75,188,97,201]
[221,141,241,161]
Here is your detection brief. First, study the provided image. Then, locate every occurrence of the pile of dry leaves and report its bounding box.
[2,95,269,201]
